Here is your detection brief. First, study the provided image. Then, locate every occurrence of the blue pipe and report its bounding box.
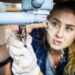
[0,12,46,25]
[0,0,54,25]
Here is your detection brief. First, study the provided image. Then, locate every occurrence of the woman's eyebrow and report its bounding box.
[53,18,61,23]
[53,18,75,28]
[66,24,75,28]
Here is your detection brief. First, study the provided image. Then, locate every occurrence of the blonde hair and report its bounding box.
[63,41,75,75]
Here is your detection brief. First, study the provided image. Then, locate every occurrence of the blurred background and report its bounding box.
[0,0,72,75]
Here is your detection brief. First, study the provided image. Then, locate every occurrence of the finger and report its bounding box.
[12,63,25,74]
[12,63,32,73]
[25,34,32,45]
[25,34,36,59]
[26,43,37,62]
[9,44,33,58]
[8,36,24,49]
[9,45,25,56]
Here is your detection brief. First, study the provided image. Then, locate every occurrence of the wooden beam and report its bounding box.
[6,7,22,12]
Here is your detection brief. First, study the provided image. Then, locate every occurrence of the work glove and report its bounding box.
[7,30,40,75]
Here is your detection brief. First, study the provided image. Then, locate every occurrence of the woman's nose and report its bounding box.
[55,27,64,38]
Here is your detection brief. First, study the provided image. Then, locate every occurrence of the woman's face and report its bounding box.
[47,10,75,51]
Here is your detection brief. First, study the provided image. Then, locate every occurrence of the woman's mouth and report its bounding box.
[53,39,62,46]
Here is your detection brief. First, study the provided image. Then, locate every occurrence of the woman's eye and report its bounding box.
[66,26,73,31]
[52,22,58,27]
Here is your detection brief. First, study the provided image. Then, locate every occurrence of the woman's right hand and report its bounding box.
[7,30,40,75]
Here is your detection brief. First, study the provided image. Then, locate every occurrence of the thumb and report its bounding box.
[26,40,37,62]
[25,34,32,45]
[25,34,33,53]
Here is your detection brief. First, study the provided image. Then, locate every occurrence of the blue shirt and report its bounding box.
[46,55,56,75]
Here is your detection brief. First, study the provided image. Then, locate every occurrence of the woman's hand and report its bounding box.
[7,30,40,75]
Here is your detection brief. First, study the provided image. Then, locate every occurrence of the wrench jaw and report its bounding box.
[18,25,27,47]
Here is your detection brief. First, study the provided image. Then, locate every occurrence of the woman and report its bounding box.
[30,1,75,75]
[41,1,75,75]
[46,1,75,75]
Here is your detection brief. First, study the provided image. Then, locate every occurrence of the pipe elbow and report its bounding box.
[32,0,44,8]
